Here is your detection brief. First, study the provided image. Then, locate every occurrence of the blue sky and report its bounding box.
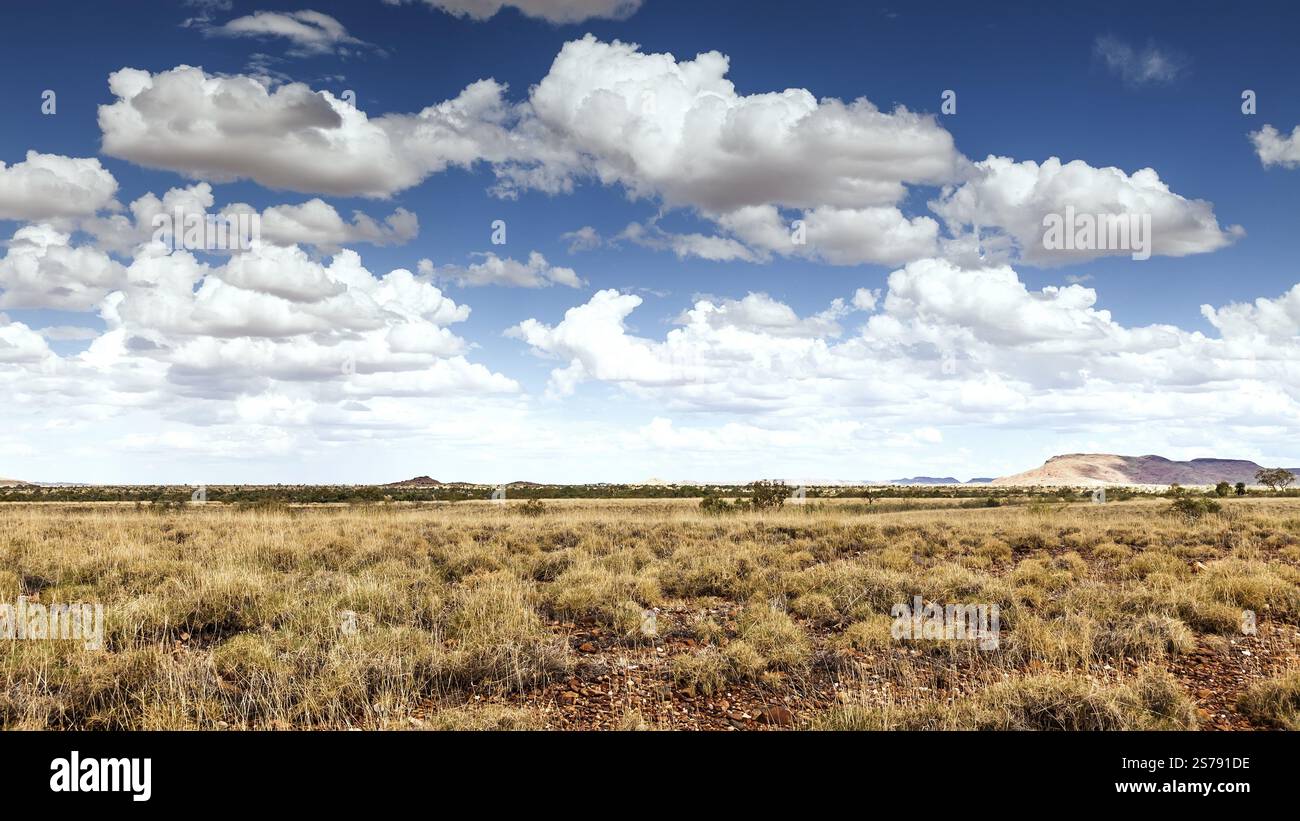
[1,0,1298,484]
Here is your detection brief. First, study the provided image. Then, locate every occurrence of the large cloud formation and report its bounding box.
[520,36,955,265]
[509,259,1299,440]
[1,233,518,433]
[526,36,958,211]
[3,32,1282,480]
[98,67,534,197]
[95,37,1239,269]
[94,38,958,264]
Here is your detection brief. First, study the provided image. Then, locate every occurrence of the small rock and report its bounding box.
[757,706,795,727]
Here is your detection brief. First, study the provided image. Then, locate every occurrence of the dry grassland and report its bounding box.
[2,496,1298,730]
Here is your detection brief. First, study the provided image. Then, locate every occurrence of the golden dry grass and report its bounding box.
[0,496,1297,730]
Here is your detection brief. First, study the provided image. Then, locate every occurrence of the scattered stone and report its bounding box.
[757,706,795,727]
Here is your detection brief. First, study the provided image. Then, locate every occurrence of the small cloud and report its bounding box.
[204,10,376,58]
[618,220,763,263]
[851,287,880,312]
[1250,124,1300,169]
[1093,35,1187,86]
[421,251,585,288]
[384,0,643,25]
[561,225,603,253]
[180,0,233,27]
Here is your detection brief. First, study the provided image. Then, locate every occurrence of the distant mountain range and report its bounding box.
[990,454,1300,487]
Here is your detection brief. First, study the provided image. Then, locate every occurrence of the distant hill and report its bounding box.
[889,476,962,485]
[0,476,28,487]
[991,454,1296,487]
[386,476,442,487]
[967,477,994,484]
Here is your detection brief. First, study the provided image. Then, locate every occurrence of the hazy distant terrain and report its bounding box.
[11,452,1295,493]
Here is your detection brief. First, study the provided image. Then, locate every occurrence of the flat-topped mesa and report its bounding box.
[991,453,1296,487]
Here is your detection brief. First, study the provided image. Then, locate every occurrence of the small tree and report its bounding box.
[1255,468,1295,491]
[748,480,792,510]
[1235,482,1247,496]
[1214,481,1231,497]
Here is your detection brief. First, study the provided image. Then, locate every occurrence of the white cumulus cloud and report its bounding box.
[1250,124,1300,169]
[931,155,1242,264]
[0,225,126,311]
[0,152,119,222]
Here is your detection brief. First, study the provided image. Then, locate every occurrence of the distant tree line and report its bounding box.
[3,475,1298,505]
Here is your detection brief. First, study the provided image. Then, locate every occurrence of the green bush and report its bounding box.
[518,499,547,518]
[1169,497,1221,522]
[748,480,793,510]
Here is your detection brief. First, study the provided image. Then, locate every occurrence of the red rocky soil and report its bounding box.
[411,609,1299,731]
